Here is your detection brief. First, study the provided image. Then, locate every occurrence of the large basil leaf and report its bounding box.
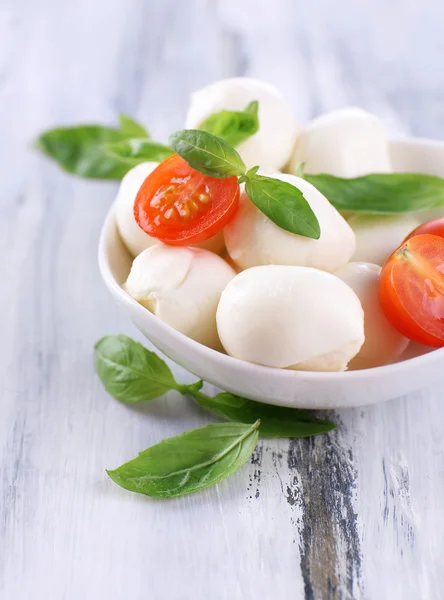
[307,172,444,214]
[107,420,260,498]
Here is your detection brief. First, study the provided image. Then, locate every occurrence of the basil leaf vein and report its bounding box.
[107,420,260,498]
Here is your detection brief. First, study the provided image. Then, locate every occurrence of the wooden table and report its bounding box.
[1,1,444,598]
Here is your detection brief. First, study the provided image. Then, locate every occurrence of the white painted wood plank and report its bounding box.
[1,0,444,598]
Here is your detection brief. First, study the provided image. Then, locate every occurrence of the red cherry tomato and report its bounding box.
[405,216,444,241]
[134,154,240,245]
[379,234,444,347]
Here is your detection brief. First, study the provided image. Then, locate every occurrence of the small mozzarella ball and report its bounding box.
[288,107,391,178]
[349,214,421,266]
[115,162,159,257]
[335,262,409,369]
[224,172,355,272]
[185,77,298,171]
[418,208,444,223]
[115,162,225,257]
[217,265,364,372]
[125,245,236,350]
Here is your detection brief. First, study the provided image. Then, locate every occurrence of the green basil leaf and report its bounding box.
[306,172,444,214]
[102,138,174,164]
[245,174,321,239]
[118,114,150,138]
[245,101,258,114]
[94,335,179,403]
[191,389,335,438]
[35,125,135,179]
[107,420,260,498]
[198,100,259,147]
[169,129,246,178]
[246,165,260,178]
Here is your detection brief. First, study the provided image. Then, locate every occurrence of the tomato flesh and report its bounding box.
[405,216,444,241]
[134,154,240,245]
[379,234,444,347]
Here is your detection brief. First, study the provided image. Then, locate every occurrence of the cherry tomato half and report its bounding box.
[134,154,240,245]
[405,216,444,241]
[379,234,444,347]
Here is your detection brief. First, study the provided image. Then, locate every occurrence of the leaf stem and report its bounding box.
[185,387,213,407]
[176,380,204,395]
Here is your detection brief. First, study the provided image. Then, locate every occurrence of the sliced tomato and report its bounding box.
[405,216,444,241]
[379,234,444,347]
[134,154,240,245]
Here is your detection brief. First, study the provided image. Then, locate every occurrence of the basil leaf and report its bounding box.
[198,100,259,147]
[244,101,258,115]
[246,174,321,239]
[245,165,260,178]
[169,129,246,178]
[307,172,444,214]
[94,334,336,440]
[102,138,174,164]
[94,335,179,403]
[118,114,150,138]
[35,125,135,180]
[190,389,335,438]
[107,420,260,498]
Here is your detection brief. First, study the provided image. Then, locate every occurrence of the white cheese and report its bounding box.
[115,162,225,257]
[185,77,299,171]
[418,209,444,224]
[224,172,355,272]
[216,265,365,372]
[335,262,409,369]
[115,162,160,257]
[349,213,420,266]
[288,107,391,177]
[125,244,236,350]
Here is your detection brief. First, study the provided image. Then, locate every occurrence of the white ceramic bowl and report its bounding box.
[98,138,444,409]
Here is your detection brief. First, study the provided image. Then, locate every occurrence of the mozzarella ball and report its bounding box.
[217,265,365,372]
[224,172,355,272]
[185,77,299,171]
[115,162,159,256]
[288,107,391,178]
[125,245,236,350]
[115,162,225,257]
[418,208,444,224]
[335,262,409,369]
[349,214,420,266]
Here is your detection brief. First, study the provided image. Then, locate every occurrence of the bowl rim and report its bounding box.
[98,137,444,383]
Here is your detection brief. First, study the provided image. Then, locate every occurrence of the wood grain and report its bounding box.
[1,0,444,598]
